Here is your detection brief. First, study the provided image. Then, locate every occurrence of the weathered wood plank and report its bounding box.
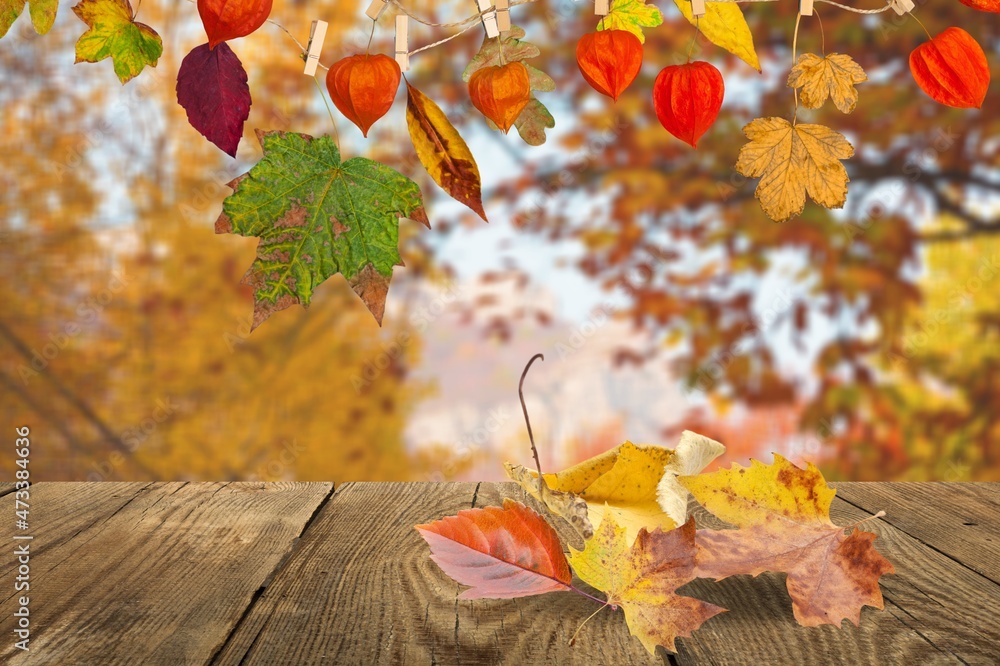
[214,482,662,665]
[0,483,15,498]
[671,490,1000,665]
[0,481,333,665]
[835,482,1000,584]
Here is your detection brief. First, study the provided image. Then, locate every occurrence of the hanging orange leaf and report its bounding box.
[197,0,272,49]
[576,30,643,102]
[909,26,990,109]
[326,54,401,138]
[405,81,487,221]
[416,499,572,599]
[956,0,999,11]
[468,62,532,133]
[652,61,724,148]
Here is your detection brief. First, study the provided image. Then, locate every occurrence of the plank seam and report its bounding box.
[836,494,1000,587]
[209,483,337,666]
[883,597,969,665]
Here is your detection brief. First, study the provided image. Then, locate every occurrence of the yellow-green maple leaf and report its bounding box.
[73,0,162,84]
[597,0,663,44]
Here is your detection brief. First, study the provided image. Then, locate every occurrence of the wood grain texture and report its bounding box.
[215,482,662,665]
[835,482,1000,584]
[0,481,333,665]
[672,489,1000,665]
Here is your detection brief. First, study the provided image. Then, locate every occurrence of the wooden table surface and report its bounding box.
[0,482,997,665]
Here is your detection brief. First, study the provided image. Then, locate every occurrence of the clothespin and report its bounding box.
[888,0,914,15]
[595,0,609,16]
[475,0,500,38]
[496,0,510,32]
[365,0,389,21]
[303,20,328,77]
[395,15,409,71]
[691,0,706,17]
[799,0,814,16]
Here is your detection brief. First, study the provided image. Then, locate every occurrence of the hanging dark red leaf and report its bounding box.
[652,61,725,148]
[198,0,272,49]
[576,29,643,102]
[176,42,251,157]
[325,54,401,138]
[909,27,990,108]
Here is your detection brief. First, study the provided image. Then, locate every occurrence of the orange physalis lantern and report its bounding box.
[325,54,402,137]
[909,27,990,109]
[198,0,273,49]
[576,30,643,102]
[468,62,532,133]
[652,61,725,148]
[956,0,999,12]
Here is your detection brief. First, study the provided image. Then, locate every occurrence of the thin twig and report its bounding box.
[518,353,548,496]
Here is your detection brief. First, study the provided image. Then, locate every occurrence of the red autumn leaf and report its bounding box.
[415,498,572,599]
[468,62,532,134]
[909,26,990,108]
[176,42,251,157]
[576,29,643,102]
[326,54,401,138]
[956,0,999,11]
[653,61,725,148]
[197,0,271,49]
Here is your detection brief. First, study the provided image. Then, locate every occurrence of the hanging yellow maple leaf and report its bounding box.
[568,512,726,654]
[680,455,895,627]
[735,117,854,223]
[598,0,663,44]
[505,432,725,544]
[787,53,867,113]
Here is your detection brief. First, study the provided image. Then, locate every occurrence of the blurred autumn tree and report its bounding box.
[1,0,998,481]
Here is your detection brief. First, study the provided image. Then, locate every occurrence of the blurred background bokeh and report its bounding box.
[2,0,998,483]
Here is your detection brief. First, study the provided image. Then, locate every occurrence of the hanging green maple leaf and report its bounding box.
[0,0,57,39]
[462,26,555,146]
[72,0,162,84]
[598,0,663,44]
[215,130,428,329]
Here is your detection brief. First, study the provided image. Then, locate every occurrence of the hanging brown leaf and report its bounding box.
[787,53,867,114]
[405,82,486,221]
[735,117,854,223]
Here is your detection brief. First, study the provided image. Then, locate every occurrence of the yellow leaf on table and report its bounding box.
[787,53,867,114]
[505,434,725,545]
[672,0,760,72]
[568,512,726,654]
[735,117,854,223]
[680,455,895,627]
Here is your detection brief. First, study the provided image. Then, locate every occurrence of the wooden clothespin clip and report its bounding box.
[365,0,389,21]
[395,15,409,71]
[495,0,511,32]
[595,0,609,16]
[303,20,328,77]
[691,0,706,17]
[799,0,814,16]
[475,0,500,38]
[888,0,914,15]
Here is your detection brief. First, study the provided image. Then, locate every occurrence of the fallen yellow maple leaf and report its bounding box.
[735,117,854,223]
[505,432,725,545]
[787,53,867,114]
[680,454,895,627]
[568,511,726,654]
